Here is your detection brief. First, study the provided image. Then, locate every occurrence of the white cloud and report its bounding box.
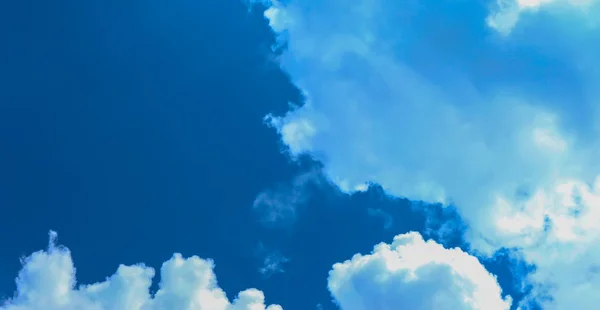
[486,0,597,35]
[1,231,282,310]
[328,232,511,310]
[263,1,291,33]
[487,0,598,35]
[262,0,600,308]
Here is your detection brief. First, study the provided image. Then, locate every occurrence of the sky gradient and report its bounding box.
[2,0,599,309]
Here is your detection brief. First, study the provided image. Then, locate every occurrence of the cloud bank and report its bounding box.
[263,0,600,308]
[1,231,281,310]
[328,232,511,310]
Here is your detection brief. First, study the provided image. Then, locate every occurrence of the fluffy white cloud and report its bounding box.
[1,231,281,310]
[262,0,600,308]
[328,232,511,310]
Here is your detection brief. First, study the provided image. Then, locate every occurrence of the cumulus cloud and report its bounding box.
[328,232,511,310]
[1,231,281,310]
[262,0,600,307]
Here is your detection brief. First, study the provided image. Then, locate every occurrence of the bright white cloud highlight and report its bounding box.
[487,0,598,35]
[328,232,511,310]
[263,0,600,308]
[1,231,282,310]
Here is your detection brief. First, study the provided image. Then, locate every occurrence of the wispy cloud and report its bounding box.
[255,242,289,278]
[253,168,327,227]
[366,208,393,230]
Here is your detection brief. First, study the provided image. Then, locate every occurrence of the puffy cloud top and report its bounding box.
[1,231,281,310]
[328,232,511,310]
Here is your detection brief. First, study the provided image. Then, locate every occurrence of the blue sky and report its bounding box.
[1,0,599,309]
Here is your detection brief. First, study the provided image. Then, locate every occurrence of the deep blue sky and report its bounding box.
[0,1,525,309]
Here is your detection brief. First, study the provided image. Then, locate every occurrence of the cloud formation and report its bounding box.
[263,0,600,307]
[328,232,511,310]
[1,231,281,310]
